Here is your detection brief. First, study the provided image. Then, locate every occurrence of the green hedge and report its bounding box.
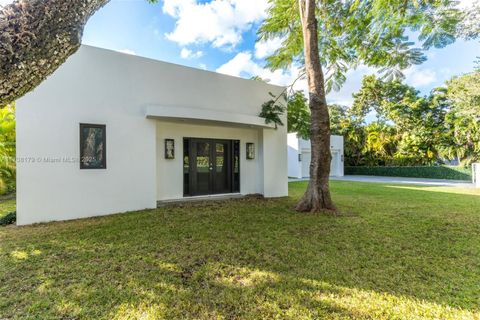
[345,166,472,181]
[0,211,16,226]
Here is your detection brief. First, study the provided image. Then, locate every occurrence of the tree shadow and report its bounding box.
[1,187,480,318]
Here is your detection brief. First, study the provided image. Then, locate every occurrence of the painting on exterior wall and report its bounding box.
[80,124,106,169]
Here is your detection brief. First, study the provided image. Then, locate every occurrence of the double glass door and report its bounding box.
[183,138,240,196]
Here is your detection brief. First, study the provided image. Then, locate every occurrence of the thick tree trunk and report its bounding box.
[0,0,110,105]
[295,0,335,212]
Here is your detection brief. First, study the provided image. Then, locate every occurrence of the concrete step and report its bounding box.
[157,193,245,207]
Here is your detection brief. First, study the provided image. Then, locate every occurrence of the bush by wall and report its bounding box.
[0,211,16,226]
[345,166,472,181]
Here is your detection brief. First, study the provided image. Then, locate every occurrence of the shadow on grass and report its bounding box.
[1,182,480,318]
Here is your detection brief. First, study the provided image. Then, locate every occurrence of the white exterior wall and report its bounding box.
[260,127,289,197]
[16,45,287,225]
[287,133,344,178]
[287,133,301,180]
[330,135,345,177]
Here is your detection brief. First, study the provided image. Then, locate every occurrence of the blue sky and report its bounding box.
[13,0,480,106]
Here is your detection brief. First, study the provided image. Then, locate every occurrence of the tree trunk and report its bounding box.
[295,0,335,212]
[0,0,110,105]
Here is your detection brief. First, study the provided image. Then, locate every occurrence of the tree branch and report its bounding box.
[0,0,111,105]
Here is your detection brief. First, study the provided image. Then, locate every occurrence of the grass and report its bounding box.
[1,181,480,319]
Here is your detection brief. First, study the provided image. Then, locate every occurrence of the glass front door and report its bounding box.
[183,138,240,196]
[195,140,211,195]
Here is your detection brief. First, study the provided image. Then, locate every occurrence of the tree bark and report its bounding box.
[295,0,335,212]
[0,0,110,105]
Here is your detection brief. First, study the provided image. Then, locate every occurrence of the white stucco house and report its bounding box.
[288,133,344,178]
[16,45,288,225]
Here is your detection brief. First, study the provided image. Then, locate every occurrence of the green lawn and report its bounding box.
[1,181,480,319]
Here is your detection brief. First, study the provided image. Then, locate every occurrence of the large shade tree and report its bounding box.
[352,75,447,165]
[446,68,480,117]
[259,0,472,212]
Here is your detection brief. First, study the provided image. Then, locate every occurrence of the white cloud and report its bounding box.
[457,0,476,9]
[180,48,204,59]
[326,65,377,106]
[254,37,284,59]
[0,0,13,6]
[404,67,437,87]
[163,0,268,48]
[116,49,137,55]
[216,53,439,106]
[327,66,438,105]
[216,51,306,91]
[216,52,258,76]
[216,53,386,106]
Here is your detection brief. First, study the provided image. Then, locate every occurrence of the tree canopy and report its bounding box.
[271,0,478,169]
[446,68,480,117]
[0,0,111,105]
[287,91,310,139]
[288,70,480,167]
[259,0,473,92]
[442,69,480,164]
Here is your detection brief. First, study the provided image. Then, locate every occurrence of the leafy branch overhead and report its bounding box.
[259,92,287,128]
[257,73,306,128]
[259,0,478,93]
[0,0,111,105]
[287,91,310,139]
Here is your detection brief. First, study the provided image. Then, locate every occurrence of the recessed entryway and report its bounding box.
[183,138,240,196]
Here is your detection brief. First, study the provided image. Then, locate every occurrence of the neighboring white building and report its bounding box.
[473,163,480,188]
[288,133,344,178]
[16,45,288,225]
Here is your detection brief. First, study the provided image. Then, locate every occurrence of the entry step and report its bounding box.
[157,193,245,207]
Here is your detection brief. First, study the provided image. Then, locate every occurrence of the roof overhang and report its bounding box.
[145,105,275,129]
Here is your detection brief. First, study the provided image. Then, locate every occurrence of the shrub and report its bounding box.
[0,211,16,226]
[0,104,16,195]
[345,166,472,181]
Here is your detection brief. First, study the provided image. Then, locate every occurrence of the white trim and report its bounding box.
[146,105,275,129]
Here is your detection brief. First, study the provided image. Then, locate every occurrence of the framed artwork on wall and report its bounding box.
[246,142,255,160]
[80,123,106,169]
[165,139,175,159]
